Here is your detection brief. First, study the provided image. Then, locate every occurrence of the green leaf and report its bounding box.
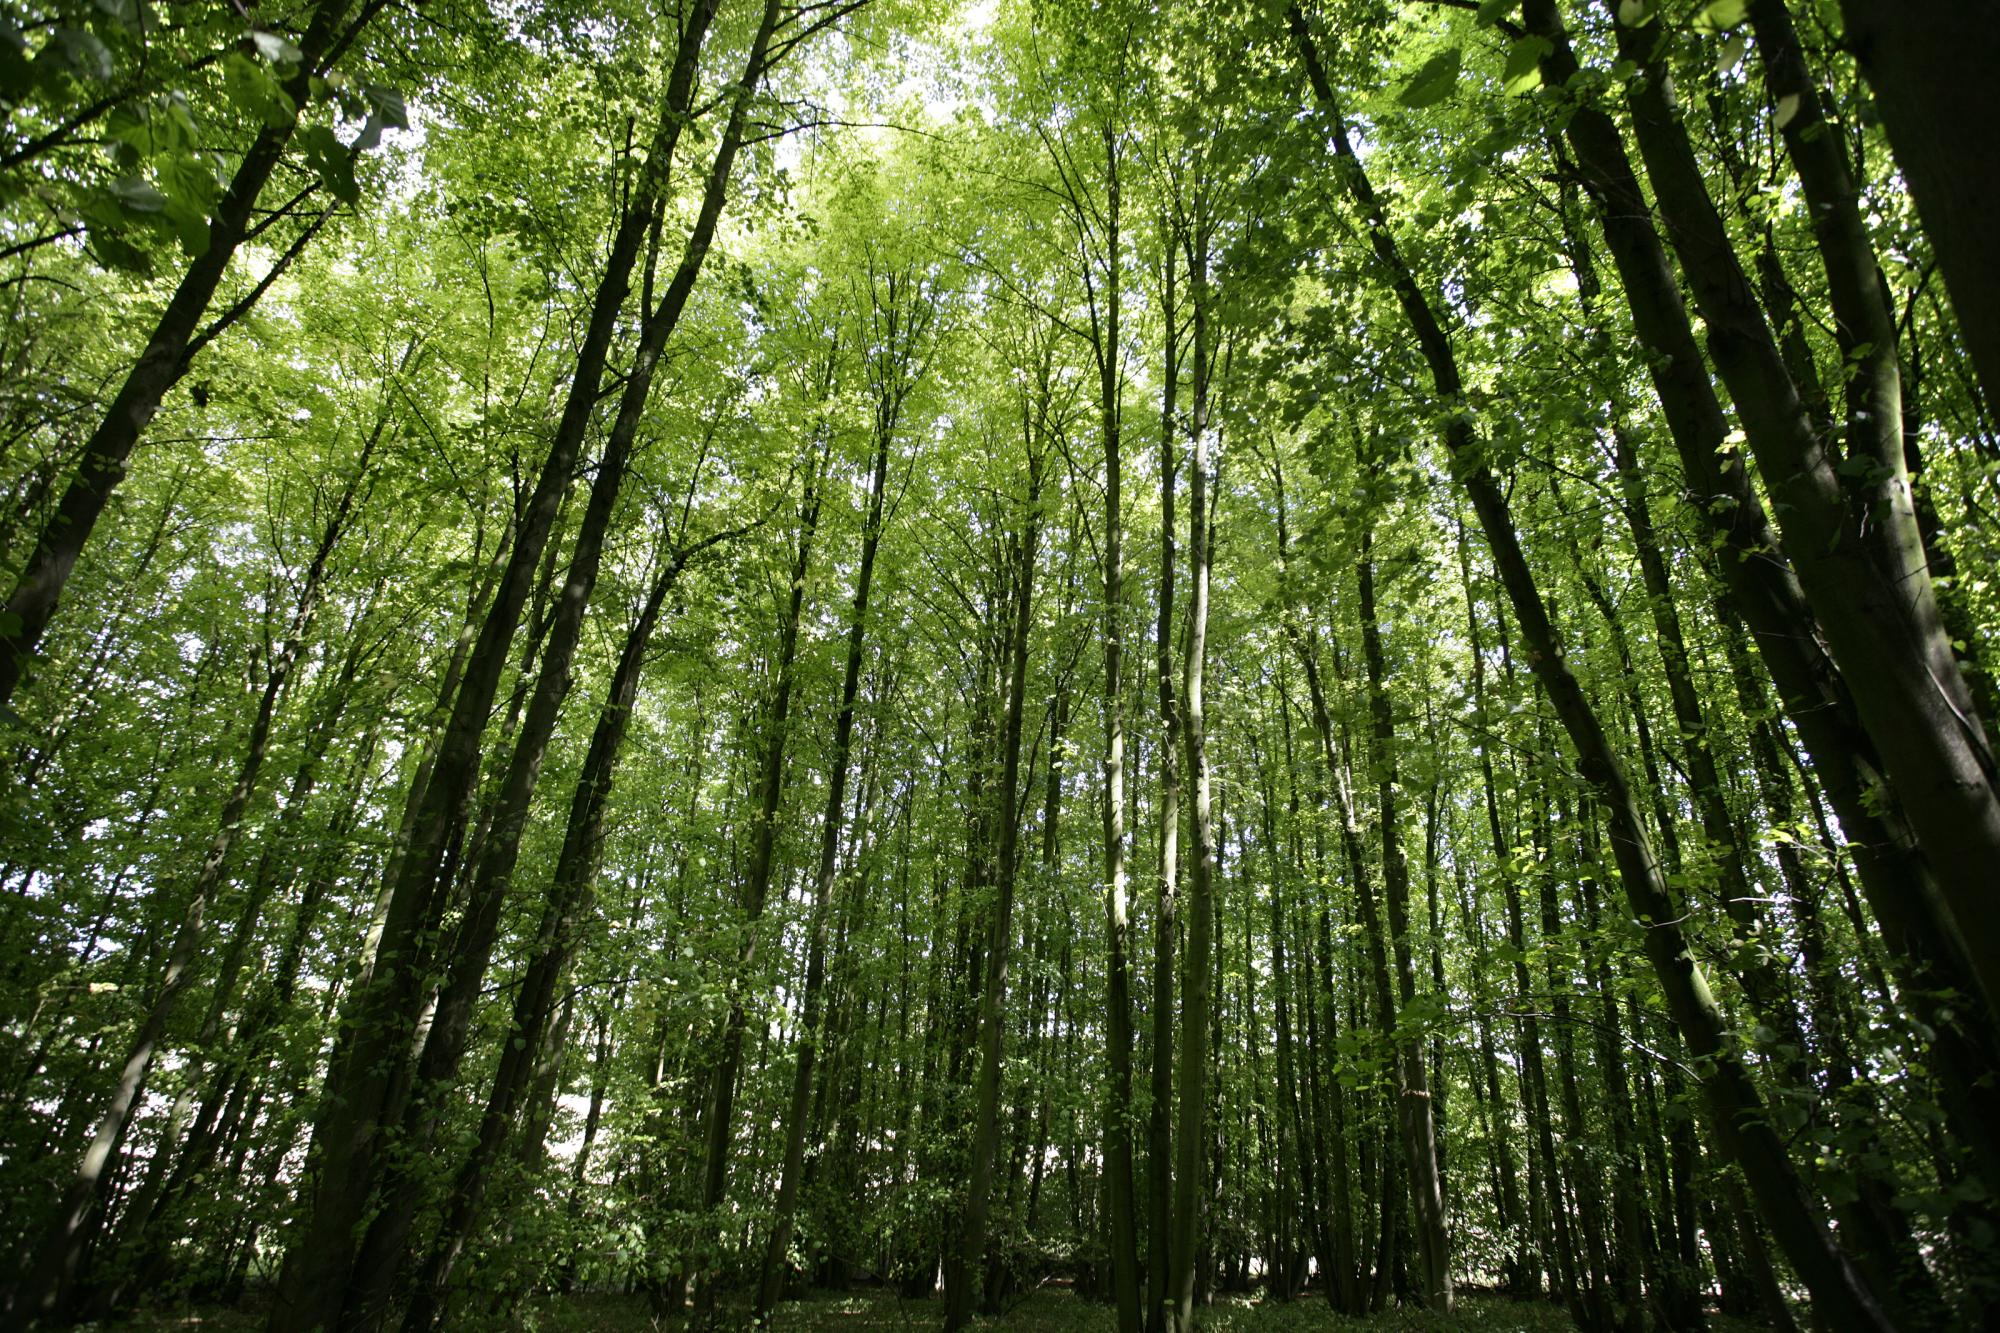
[107,175,167,212]
[252,30,304,65]
[1503,35,1550,96]
[1694,0,1748,32]
[1615,0,1653,26]
[1716,31,1747,74]
[223,51,298,128]
[47,27,113,81]
[1475,0,1513,27]
[1398,47,1462,109]
[362,84,409,130]
[299,123,359,204]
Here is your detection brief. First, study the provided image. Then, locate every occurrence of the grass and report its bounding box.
[512,1287,1592,1332]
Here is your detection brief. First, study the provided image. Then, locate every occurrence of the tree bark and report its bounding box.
[1164,222,1215,1333]
[1834,0,2000,406]
[758,280,911,1320]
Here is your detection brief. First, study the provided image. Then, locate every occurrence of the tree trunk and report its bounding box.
[1835,0,2000,405]
[1165,224,1215,1333]
[10,420,373,1323]
[1147,223,1181,1333]
[946,452,1042,1331]
[1356,508,1452,1312]
[1606,0,2000,1025]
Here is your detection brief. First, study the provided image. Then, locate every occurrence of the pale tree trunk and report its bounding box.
[1073,115,1143,1333]
[1165,210,1214,1333]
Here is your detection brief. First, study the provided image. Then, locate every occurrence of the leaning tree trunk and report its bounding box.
[1605,0,2000,1029]
[399,517,743,1332]
[338,30,776,1321]
[1520,0,2000,1191]
[0,0,366,709]
[266,7,726,1325]
[8,419,374,1324]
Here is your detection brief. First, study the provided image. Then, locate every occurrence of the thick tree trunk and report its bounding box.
[1523,0,2000,1197]
[1834,0,2000,406]
[334,37,769,1320]
[266,9,727,1325]
[1607,0,2000,1025]
[400,529,722,1331]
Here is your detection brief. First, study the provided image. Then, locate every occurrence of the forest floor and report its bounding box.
[88,1285,1717,1331]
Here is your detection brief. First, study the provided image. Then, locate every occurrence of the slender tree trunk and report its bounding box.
[695,344,823,1313]
[1147,227,1181,1333]
[9,421,373,1323]
[946,453,1042,1331]
[1356,509,1451,1312]
[1086,117,1143,1333]
[1165,228,1215,1333]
